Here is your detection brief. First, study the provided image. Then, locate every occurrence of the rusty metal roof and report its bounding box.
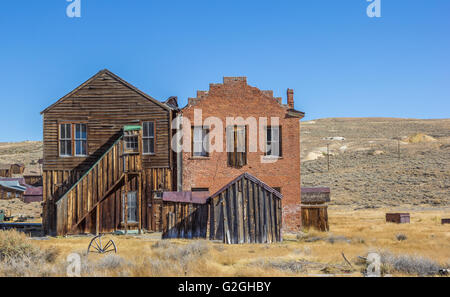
[163,191,210,204]
[301,187,330,194]
[24,186,43,196]
[209,172,283,200]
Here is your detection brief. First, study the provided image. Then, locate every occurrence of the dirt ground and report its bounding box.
[26,208,449,277]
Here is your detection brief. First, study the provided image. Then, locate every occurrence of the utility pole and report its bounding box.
[327,143,330,172]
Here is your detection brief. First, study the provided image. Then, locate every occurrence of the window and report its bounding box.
[143,122,155,154]
[7,192,11,198]
[124,135,139,152]
[59,123,72,156]
[266,126,282,157]
[273,187,282,194]
[227,125,247,168]
[122,191,137,223]
[75,124,87,156]
[59,123,87,157]
[15,192,20,198]
[192,126,209,157]
[192,188,209,192]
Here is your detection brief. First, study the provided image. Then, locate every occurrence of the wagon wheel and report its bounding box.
[87,234,117,254]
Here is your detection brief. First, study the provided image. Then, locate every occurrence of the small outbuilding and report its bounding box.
[209,173,282,244]
[301,187,330,232]
[10,163,25,175]
[0,164,11,178]
[0,179,27,199]
[23,186,43,203]
[162,191,209,239]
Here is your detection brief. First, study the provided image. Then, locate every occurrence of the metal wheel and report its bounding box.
[87,234,117,254]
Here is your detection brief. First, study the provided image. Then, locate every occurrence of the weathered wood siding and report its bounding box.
[0,186,23,200]
[162,202,208,239]
[41,70,175,235]
[209,174,282,244]
[301,205,329,231]
[42,71,171,172]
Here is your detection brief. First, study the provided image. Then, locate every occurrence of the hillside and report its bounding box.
[301,118,450,209]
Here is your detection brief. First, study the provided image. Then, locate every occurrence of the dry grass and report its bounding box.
[2,208,448,277]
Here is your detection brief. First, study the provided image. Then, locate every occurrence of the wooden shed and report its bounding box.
[23,168,42,187]
[301,187,330,232]
[209,173,283,244]
[0,164,11,178]
[0,179,26,200]
[161,191,209,239]
[10,163,25,175]
[386,213,410,224]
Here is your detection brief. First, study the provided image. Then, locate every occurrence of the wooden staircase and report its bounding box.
[54,129,143,236]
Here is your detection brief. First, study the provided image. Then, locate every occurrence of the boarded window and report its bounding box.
[266,126,282,157]
[143,122,155,154]
[192,187,209,192]
[227,125,247,168]
[59,124,72,156]
[122,191,137,223]
[192,126,209,157]
[74,124,87,156]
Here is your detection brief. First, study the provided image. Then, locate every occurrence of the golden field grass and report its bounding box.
[0,207,439,277]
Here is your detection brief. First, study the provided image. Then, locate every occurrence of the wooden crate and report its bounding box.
[386,213,410,224]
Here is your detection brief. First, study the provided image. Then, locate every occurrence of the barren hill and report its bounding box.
[301,118,450,209]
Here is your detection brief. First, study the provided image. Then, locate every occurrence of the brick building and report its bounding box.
[180,77,304,230]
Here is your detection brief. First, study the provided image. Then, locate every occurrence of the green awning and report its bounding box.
[123,125,142,131]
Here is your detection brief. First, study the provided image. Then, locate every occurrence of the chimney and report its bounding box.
[287,89,294,108]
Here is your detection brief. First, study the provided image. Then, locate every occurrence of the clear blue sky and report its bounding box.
[0,0,449,141]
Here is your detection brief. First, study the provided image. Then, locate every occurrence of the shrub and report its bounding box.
[380,251,442,276]
[249,259,304,274]
[96,254,127,270]
[396,234,408,241]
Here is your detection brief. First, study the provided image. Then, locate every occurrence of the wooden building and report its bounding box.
[209,173,283,244]
[23,168,43,187]
[300,187,330,232]
[10,163,25,175]
[0,164,11,178]
[0,179,26,200]
[40,69,178,236]
[161,191,209,239]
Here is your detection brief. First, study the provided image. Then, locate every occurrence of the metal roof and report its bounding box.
[123,125,142,132]
[163,191,210,204]
[0,180,27,192]
[24,186,43,196]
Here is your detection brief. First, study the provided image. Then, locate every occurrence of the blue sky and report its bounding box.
[0,0,449,141]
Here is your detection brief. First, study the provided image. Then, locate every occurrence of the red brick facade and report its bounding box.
[181,77,304,230]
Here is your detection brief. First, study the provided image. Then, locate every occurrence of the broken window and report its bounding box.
[192,126,209,157]
[75,124,87,156]
[122,191,137,223]
[59,123,72,156]
[143,121,155,154]
[227,125,247,168]
[266,126,282,157]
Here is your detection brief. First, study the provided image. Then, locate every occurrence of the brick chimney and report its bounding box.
[287,89,294,108]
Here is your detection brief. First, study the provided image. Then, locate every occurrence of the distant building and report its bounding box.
[23,168,42,187]
[0,179,27,200]
[23,186,43,203]
[0,164,11,178]
[10,163,25,175]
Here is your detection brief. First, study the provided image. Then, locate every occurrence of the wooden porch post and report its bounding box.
[124,173,128,235]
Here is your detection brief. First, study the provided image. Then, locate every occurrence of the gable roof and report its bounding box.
[209,172,283,200]
[0,180,27,192]
[40,69,171,114]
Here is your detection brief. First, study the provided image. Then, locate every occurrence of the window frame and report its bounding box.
[122,191,138,223]
[227,125,247,167]
[59,122,88,157]
[74,123,88,157]
[191,126,210,158]
[265,125,282,157]
[142,121,156,155]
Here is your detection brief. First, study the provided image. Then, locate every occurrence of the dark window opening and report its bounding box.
[227,125,247,168]
[266,126,282,157]
[192,188,209,192]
